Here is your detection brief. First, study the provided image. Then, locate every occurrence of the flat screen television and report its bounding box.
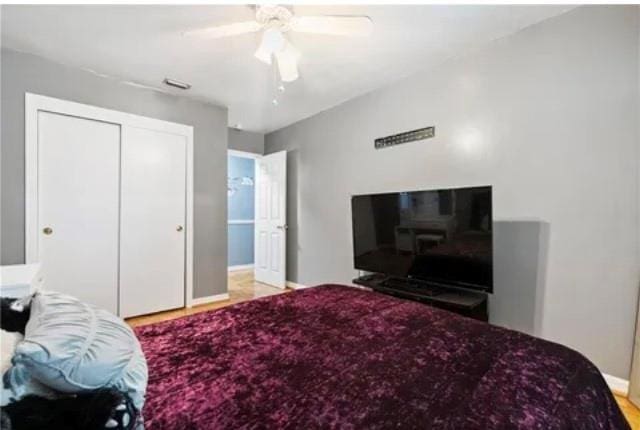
[351,186,493,293]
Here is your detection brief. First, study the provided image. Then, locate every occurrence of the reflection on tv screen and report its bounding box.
[351,186,493,292]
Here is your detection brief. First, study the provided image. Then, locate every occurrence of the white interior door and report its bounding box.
[119,126,187,317]
[38,112,120,314]
[254,151,287,288]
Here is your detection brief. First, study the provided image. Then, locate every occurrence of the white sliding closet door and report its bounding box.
[38,112,121,314]
[119,126,187,318]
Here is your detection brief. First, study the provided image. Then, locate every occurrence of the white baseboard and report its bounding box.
[286,281,311,290]
[603,373,629,395]
[228,264,254,272]
[189,293,230,307]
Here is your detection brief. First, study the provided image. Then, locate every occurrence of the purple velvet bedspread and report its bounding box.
[135,285,628,429]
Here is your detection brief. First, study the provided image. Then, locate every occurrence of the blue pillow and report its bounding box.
[9,291,147,410]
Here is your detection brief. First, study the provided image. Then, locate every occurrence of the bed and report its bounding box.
[135,285,628,429]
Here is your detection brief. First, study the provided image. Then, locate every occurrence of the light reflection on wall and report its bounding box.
[453,124,486,159]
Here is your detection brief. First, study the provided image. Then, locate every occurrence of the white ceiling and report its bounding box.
[1,5,573,133]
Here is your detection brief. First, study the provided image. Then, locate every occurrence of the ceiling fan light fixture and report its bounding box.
[275,42,300,82]
[187,5,375,86]
[254,27,285,65]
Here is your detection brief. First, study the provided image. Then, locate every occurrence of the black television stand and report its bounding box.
[353,274,488,322]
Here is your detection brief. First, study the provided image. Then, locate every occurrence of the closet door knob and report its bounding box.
[43,227,53,235]
[176,225,183,232]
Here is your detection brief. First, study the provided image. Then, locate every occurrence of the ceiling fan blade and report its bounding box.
[290,15,373,36]
[183,21,262,39]
[275,42,300,82]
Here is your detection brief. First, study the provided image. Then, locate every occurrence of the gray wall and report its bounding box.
[228,128,264,155]
[266,5,640,378]
[1,48,229,299]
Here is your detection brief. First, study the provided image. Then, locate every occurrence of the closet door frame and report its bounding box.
[25,93,196,307]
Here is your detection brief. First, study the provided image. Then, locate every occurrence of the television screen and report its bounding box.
[351,186,493,292]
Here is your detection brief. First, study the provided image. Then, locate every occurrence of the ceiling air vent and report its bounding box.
[163,78,191,90]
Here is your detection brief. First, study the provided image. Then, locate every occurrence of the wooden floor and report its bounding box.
[126,270,640,427]
[616,394,640,429]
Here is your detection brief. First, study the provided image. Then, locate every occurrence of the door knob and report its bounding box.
[277,225,289,230]
[43,227,53,235]
[176,225,184,232]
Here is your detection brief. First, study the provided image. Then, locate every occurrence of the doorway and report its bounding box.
[227,150,279,298]
[227,149,288,296]
[227,150,259,272]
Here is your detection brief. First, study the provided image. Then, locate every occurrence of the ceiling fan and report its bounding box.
[184,5,373,83]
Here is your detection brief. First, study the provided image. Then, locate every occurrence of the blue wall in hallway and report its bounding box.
[228,155,255,266]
